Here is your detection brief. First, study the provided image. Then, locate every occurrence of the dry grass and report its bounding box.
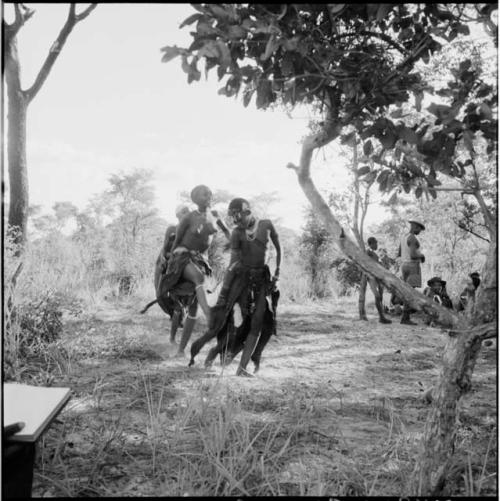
[4,234,496,497]
[25,298,497,497]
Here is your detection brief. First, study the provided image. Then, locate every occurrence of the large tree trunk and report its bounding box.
[288,123,497,495]
[5,34,29,250]
[3,3,98,254]
[412,231,497,495]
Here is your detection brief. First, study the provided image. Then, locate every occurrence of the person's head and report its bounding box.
[175,204,190,221]
[470,272,481,290]
[427,276,445,293]
[367,237,378,250]
[190,185,212,209]
[409,220,425,235]
[228,198,252,228]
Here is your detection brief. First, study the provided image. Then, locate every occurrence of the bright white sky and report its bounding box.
[3,3,360,232]
[3,4,494,233]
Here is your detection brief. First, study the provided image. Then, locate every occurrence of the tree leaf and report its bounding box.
[242,87,255,107]
[179,13,203,29]
[228,24,246,39]
[328,4,345,15]
[187,58,201,83]
[462,130,475,152]
[216,40,232,70]
[357,166,371,176]
[399,127,419,145]
[478,103,492,120]
[256,79,272,109]
[415,187,423,199]
[340,132,356,145]
[414,91,424,112]
[379,130,397,149]
[181,55,190,74]
[197,40,220,59]
[377,4,393,22]
[261,36,278,61]
[160,45,183,63]
[363,140,373,156]
[283,36,299,52]
[388,191,398,205]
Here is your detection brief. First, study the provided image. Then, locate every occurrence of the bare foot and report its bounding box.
[174,350,185,358]
[236,367,254,378]
[169,337,177,345]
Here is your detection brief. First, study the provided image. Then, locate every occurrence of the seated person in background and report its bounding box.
[456,272,481,312]
[423,276,452,326]
[423,276,453,307]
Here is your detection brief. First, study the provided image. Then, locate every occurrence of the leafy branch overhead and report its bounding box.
[162,3,497,201]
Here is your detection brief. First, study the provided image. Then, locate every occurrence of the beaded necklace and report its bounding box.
[245,218,259,241]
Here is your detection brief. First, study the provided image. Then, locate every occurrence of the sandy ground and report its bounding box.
[31,299,497,496]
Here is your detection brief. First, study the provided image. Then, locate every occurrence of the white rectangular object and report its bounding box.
[3,383,71,442]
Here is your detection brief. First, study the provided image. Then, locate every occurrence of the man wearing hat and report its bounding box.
[397,220,426,325]
[423,277,453,309]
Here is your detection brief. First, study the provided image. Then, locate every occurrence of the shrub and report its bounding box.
[331,258,362,296]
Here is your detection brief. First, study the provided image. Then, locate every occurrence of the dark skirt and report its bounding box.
[158,250,211,298]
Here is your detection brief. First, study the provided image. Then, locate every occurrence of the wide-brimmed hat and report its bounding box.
[427,276,446,287]
[409,220,425,230]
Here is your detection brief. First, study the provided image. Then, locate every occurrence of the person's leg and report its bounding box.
[215,266,236,307]
[236,289,267,377]
[169,310,182,344]
[400,288,418,325]
[176,300,198,356]
[368,277,392,324]
[400,264,417,325]
[358,274,368,320]
[251,308,274,373]
[182,262,211,322]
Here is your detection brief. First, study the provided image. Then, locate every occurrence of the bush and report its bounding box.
[331,258,362,296]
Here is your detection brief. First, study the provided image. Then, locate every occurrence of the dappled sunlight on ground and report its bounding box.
[32,298,497,497]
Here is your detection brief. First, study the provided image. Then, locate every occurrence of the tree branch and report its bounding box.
[4,3,35,39]
[448,322,497,341]
[25,4,97,103]
[456,222,491,243]
[330,30,408,55]
[287,121,461,328]
[74,3,97,22]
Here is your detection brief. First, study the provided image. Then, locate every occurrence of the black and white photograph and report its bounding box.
[3,3,497,497]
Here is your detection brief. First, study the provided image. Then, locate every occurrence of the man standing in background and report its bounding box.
[398,220,426,326]
[359,236,392,324]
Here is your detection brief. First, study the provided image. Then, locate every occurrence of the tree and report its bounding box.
[165,4,497,494]
[299,207,339,298]
[4,3,97,252]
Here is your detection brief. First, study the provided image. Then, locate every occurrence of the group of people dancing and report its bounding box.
[147,192,482,376]
[150,184,281,377]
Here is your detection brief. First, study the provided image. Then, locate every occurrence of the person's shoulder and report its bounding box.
[260,219,275,229]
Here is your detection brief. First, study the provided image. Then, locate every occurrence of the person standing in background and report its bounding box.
[397,220,426,326]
